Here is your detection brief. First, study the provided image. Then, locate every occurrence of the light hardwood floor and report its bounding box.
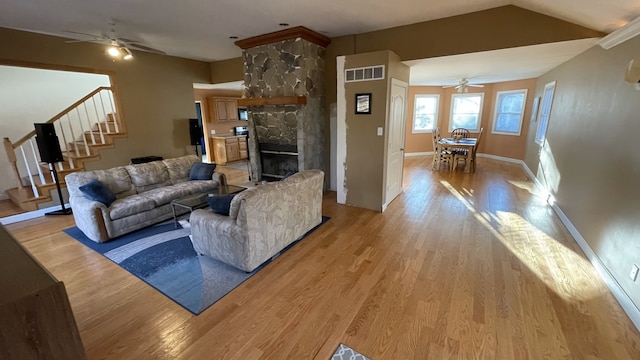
[6,157,640,359]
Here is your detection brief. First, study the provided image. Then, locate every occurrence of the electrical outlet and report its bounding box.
[210,129,216,135]
[630,264,639,281]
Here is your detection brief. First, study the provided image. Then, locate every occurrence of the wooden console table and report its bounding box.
[0,224,86,359]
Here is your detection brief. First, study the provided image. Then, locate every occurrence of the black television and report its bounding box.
[238,107,248,121]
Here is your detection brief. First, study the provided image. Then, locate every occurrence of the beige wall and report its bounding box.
[403,79,537,159]
[343,50,409,211]
[0,27,211,171]
[209,58,243,84]
[209,6,602,180]
[524,36,640,309]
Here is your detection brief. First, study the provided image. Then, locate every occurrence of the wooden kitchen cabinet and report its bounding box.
[207,97,239,122]
[239,137,248,159]
[211,135,248,164]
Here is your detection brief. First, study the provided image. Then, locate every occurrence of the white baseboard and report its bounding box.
[0,203,71,226]
[476,153,523,164]
[520,162,640,331]
[404,151,433,157]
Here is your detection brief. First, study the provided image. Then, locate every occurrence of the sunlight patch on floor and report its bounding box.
[440,180,605,301]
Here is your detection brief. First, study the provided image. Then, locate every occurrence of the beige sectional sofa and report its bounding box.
[65,155,226,243]
[190,170,324,272]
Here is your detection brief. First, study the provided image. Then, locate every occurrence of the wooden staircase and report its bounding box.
[6,117,127,212]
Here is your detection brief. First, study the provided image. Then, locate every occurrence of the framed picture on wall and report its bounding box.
[530,96,540,122]
[355,93,372,114]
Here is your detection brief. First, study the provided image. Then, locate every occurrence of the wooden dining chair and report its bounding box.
[453,127,483,172]
[451,128,470,138]
[449,127,471,160]
[432,127,452,171]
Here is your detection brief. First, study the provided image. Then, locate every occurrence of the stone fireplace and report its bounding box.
[235,27,329,182]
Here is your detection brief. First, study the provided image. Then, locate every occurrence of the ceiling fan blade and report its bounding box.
[63,30,106,41]
[468,84,485,88]
[125,43,166,55]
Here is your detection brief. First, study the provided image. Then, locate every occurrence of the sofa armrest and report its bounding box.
[212,171,227,186]
[190,209,250,271]
[68,195,110,243]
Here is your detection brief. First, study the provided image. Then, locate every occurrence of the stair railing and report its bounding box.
[3,86,120,198]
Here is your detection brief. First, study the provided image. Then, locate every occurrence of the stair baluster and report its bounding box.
[3,86,123,211]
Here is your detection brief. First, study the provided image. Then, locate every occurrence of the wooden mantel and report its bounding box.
[237,96,307,107]
[234,26,331,49]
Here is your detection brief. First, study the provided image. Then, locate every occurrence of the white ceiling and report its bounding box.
[0,0,638,86]
[405,38,601,86]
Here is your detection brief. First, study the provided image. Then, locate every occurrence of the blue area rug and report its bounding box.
[64,217,328,315]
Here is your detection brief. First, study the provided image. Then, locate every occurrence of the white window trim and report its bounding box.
[412,94,439,133]
[449,93,484,133]
[491,89,528,136]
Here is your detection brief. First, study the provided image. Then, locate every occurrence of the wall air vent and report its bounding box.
[345,65,385,83]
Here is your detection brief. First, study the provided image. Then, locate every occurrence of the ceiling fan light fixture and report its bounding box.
[122,47,133,60]
[107,45,120,57]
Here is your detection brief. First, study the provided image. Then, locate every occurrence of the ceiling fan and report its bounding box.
[443,78,485,93]
[64,20,166,60]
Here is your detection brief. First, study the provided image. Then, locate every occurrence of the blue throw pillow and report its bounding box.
[207,193,236,216]
[79,179,116,206]
[190,162,217,180]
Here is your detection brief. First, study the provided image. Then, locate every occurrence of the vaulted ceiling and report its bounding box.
[0,0,637,62]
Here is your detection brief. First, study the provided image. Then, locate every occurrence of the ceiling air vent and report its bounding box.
[345,65,385,83]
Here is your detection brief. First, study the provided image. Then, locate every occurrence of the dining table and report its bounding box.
[438,137,478,173]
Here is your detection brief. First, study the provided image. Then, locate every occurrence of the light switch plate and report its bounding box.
[210,130,215,135]
[377,127,383,136]
[630,264,639,281]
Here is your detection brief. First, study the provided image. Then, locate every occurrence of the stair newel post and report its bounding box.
[3,137,25,194]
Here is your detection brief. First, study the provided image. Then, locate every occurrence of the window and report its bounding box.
[413,94,439,133]
[492,89,528,136]
[535,81,556,145]
[450,93,484,132]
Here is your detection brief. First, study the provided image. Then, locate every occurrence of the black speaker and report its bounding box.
[189,118,203,145]
[34,123,64,163]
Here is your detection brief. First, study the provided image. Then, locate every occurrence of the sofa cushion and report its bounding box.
[172,180,220,195]
[66,167,135,199]
[207,193,237,216]
[190,162,217,180]
[140,185,191,206]
[79,179,116,206]
[109,194,157,220]
[163,155,199,184]
[125,161,171,193]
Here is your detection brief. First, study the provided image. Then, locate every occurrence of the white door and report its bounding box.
[385,78,407,207]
